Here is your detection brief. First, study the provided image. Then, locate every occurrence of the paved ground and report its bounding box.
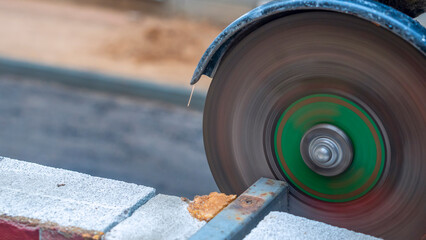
[0,74,218,198]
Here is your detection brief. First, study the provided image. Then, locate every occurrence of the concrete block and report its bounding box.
[106,194,205,240]
[0,157,155,232]
[244,211,380,240]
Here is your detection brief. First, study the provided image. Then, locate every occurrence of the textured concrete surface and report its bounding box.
[244,211,380,240]
[0,74,218,198]
[0,157,155,232]
[106,194,205,240]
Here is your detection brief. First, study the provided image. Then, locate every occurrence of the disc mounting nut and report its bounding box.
[300,124,353,176]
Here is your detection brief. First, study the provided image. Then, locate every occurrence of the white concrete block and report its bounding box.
[106,194,205,240]
[244,211,381,240]
[0,157,155,231]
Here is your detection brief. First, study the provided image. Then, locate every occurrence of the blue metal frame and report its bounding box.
[190,178,288,240]
[190,0,426,85]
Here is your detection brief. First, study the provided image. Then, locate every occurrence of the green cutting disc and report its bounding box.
[274,94,385,202]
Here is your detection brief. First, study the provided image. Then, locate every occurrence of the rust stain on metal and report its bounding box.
[230,195,265,215]
[259,192,276,198]
[265,179,275,186]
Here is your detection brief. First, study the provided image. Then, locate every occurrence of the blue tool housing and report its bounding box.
[190,0,426,85]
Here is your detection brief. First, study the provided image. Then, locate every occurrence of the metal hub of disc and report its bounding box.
[300,124,353,176]
[203,11,426,239]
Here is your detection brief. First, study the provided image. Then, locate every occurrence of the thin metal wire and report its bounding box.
[187,85,195,107]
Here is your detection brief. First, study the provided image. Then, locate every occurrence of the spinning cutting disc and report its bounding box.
[203,12,426,239]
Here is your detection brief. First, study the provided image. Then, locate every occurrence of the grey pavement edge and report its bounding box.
[0,56,206,111]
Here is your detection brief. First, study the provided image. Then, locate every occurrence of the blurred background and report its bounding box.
[0,0,263,198]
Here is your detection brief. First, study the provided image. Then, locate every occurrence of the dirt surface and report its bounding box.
[0,0,221,89]
[187,192,237,221]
